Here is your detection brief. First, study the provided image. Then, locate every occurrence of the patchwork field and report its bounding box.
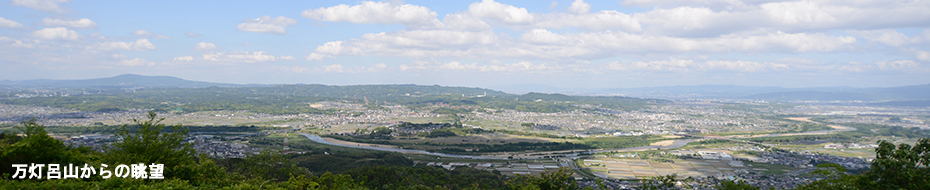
[580,157,752,179]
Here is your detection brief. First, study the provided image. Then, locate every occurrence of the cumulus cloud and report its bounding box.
[185,32,203,37]
[0,36,36,48]
[398,59,553,73]
[307,28,856,61]
[322,64,345,72]
[918,51,930,61]
[307,30,503,60]
[567,0,590,14]
[38,18,97,30]
[850,29,929,47]
[279,55,297,60]
[623,0,786,12]
[374,62,388,69]
[441,13,492,31]
[173,55,194,62]
[93,39,157,51]
[32,27,80,40]
[133,30,171,39]
[192,42,218,51]
[466,0,535,25]
[628,0,930,37]
[118,58,149,66]
[302,1,443,29]
[839,60,929,73]
[302,0,930,36]
[11,0,71,13]
[534,10,642,31]
[0,17,25,29]
[237,16,297,34]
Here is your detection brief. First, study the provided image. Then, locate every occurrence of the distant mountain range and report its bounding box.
[2,74,928,104]
[0,74,254,88]
[493,84,930,103]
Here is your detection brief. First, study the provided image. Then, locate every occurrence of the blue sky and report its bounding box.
[1,0,929,89]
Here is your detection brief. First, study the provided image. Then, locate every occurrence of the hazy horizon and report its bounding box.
[4,73,927,92]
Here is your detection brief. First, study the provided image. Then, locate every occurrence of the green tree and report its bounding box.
[230,149,309,181]
[856,138,930,189]
[105,111,198,181]
[1,118,94,179]
[717,180,759,190]
[506,167,580,190]
[795,163,858,190]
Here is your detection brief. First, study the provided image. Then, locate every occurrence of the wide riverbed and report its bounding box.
[298,133,505,160]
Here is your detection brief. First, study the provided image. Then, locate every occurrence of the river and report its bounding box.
[297,133,505,160]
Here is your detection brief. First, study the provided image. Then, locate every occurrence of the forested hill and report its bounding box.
[0,85,662,114]
[242,84,510,98]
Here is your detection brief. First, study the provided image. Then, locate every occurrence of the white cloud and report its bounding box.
[237,16,297,35]
[621,0,783,11]
[399,59,552,73]
[185,32,203,37]
[38,18,97,30]
[0,17,25,29]
[0,36,36,48]
[302,1,443,29]
[32,27,80,41]
[534,10,642,31]
[192,42,218,51]
[875,60,921,70]
[308,29,856,61]
[629,0,930,37]
[374,63,388,69]
[441,13,492,31]
[568,0,591,14]
[851,29,928,47]
[839,60,928,72]
[133,30,171,39]
[919,51,930,62]
[202,51,278,63]
[119,58,148,66]
[173,55,194,62]
[306,52,330,61]
[308,30,499,59]
[322,64,345,72]
[466,0,535,25]
[11,0,70,13]
[521,29,566,44]
[279,55,297,60]
[94,39,157,51]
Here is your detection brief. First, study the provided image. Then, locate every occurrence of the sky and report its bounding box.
[1,0,929,89]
